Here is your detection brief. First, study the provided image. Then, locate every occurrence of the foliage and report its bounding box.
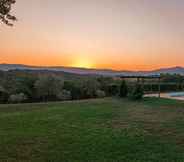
[143,83,184,92]
[97,76,114,95]
[63,81,74,91]
[34,75,63,101]
[119,80,128,97]
[0,85,8,103]
[2,70,184,104]
[81,79,100,99]
[63,81,83,100]
[63,79,100,100]
[107,84,119,96]
[0,70,124,103]
[8,93,27,103]
[0,0,17,26]
[161,74,184,83]
[96,90,106,98]
[129,84,144,100]
[57,90,71,101]
[11,77,36,100]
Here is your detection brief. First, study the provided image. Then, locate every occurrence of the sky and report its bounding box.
[0,0,184,70]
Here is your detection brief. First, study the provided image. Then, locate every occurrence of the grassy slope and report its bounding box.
[0,98,184,162]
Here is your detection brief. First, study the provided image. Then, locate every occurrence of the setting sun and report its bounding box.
[71,58,93,69]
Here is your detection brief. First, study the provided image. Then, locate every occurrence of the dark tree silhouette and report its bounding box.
[0,0,17,26]
[120,80,128,98]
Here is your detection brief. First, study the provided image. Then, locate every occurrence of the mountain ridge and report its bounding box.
[0,63,184,76]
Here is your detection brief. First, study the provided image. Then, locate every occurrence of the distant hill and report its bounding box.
[149,67,184,75]
[0,64,184,76]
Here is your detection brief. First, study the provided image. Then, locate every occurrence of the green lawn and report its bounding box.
[0,98,184,162]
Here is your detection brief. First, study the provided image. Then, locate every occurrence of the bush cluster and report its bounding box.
[128,84,144,100]
[119,80,144,100]
[8,93,27,103]
[3,71,183,104]
[0,71,119,104]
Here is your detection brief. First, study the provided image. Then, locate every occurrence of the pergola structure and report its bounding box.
[119,75,161,98]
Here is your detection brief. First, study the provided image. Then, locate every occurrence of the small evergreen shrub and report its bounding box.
[129,84,144,100]
[119,80,128,97]
[107,84,119,96]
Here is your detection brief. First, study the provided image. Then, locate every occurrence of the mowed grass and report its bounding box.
[0,98,184,162]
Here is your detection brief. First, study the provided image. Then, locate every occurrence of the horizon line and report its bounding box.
[0,62,183,72]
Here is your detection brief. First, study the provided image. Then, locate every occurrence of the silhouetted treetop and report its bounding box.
[0,0,17,26]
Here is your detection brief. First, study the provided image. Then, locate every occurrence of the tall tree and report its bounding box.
[0,0,17,26]
[120,80,128,98]
[34,75,64,101]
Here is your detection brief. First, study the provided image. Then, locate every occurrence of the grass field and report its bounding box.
[0,98,184,162]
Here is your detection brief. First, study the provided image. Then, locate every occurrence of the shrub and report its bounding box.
[63,81,83,100]
[34,75,63,101]
[81,79,100,99]
[97,77,114,95]
[63,81,74,91]
[71,84,83,100]
[0,86,8,103]
[129,84,144,100]
[119,80,128,97]
[107,84,119,96]
[96,90,106,98]
[57,90,71,101]
[8,93,27,103]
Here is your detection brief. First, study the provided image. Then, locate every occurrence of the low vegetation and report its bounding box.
[1,70,184,104]
[0,98,184,161]
[119,80,128,97]
[0,70,114,103]
[128,83,144,100]
[0,70,143,104]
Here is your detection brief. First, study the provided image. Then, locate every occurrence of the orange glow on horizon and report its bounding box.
[71,59,94,69]
[1,54,183,71]
[0,49,184,71]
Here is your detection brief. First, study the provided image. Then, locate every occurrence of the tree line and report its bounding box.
[0,70,122,104]
[1,70,184,104]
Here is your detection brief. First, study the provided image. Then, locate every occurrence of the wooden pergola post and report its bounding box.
[119,75,161,97]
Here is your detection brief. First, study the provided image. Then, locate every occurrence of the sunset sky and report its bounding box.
[0,0,184,70]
